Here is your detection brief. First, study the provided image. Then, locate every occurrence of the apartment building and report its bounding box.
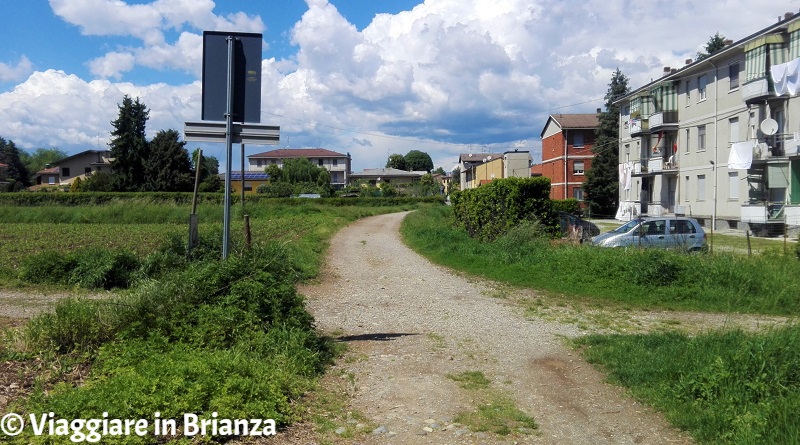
[458,150,531,189]
[247,148,351,189]
[538,113,599,201]
[616,11,800,235]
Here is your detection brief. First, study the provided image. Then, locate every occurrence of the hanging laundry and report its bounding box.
[727,140,754,169]
[786,57,800,95]
[771,61,789,96]
[624,162,633,191]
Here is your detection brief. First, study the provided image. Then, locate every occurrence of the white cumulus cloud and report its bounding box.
[0,56,34,83]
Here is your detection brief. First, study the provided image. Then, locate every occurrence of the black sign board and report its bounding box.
[201,31,262,123]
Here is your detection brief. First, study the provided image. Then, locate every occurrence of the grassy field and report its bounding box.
[0,198,437,444]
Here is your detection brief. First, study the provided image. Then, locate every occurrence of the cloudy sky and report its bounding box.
[0,0,795,172]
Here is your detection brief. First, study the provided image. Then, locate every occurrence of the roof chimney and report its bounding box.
[663,66,671,76]
[724,39,733,46]
[785,12,794,21]
[685,58,693,65]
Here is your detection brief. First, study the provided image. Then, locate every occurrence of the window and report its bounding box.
[256,159,263,167]
[685,80,692,106]
[84,167,92,175]
[729,62,740,90]
[61,167,70,177]
[745,45,767,82]
[331,172,338,183]
[271,159,277,164]
[573,188,584,201]
[698,75,707,101]
[697,174,706,201]
[573,132,584,148]
[671,220,697,235]
[318,159,324,166]
[573,160,585,175]
[729,117,739,143]
[685,129,691,153]
[697,125,706,151]
[333,159,338,167]
[244,182,252,192]
[48,176,55,185]
[684,176,690,201]
[729,172,739,200]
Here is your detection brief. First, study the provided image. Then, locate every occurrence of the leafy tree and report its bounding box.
[264,164,283,182]
[450,167,461,192]
[80,171,114,192]
[584,68,629,217]
[386,153,407,170]
[109,95,150,191]
[69,177,82,192]
[696,32,727,61]
[145,129,193,192]
[191,149,222,192]
[0,137,31,191]
[257,157,333,197]
[404,150,433,172]
[433,166,446,175]
[19,147,67,181]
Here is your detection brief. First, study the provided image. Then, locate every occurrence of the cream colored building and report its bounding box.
[616,11,800,235]
[460,150,532,189]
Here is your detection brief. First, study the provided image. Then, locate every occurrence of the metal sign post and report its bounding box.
[186,31,280,260]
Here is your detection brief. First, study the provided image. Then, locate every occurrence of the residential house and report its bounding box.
[615,11,800,235]
[218,171,270,195]
[539,113,599,201]
[247,148,351,189]
[459,150,532,189]
[33,150,113,187]
[349,167,426,185]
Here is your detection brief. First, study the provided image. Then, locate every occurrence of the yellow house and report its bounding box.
[219,171,270,195]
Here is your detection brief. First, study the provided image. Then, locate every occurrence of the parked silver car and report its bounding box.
[591,217,707,252]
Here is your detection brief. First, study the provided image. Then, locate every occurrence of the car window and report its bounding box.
[641,220,665,235]
[612,220,640,234]
[670,220,696,234]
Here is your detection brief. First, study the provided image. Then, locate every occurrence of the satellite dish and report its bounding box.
[760,118,779,136]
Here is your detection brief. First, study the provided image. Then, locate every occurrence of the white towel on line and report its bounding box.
[727,140,754,170]
[786,57,800,95]
[772,62,789,96]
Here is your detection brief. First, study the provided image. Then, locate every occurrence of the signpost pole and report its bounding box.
[223,36,235,259]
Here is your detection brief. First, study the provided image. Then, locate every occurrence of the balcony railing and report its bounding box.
[648,111,678,130]
[741,77,770,102]
[630,118,649,136]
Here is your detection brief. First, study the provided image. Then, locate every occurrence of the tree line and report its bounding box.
[0,95,220,193]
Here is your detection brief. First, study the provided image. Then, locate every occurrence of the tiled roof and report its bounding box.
[350,168,425,177]
[249,148,347,158]
[37,166,60,174]
[550,114,600,129]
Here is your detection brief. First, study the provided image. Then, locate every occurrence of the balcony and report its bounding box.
[648,111,678,131]
[741,77,770,102]
[629,118,649,136]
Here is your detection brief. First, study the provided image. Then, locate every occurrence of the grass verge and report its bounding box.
[447,371,537,436]
[576,325,800,444]
[400,206,800,315]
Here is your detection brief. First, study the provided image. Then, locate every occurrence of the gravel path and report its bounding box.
[299,211,695,445]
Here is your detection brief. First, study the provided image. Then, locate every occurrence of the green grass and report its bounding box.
[401,206,800,315]
[577,326,800,444]
[446,371,537,436]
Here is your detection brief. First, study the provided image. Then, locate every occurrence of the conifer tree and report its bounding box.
[145,129,193,192]
[584,69,629,216]
[109,96,149,191]
[0,137,32,191]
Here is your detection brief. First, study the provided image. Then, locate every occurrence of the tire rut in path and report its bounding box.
[300,212,694,444]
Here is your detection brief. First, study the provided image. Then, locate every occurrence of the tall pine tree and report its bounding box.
[584,68,629,217]
[0,137,32,191]
[109,96,149,191]
[145,129,194,192]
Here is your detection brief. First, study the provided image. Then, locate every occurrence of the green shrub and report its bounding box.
[69,248,140,289]
[19,251,76,284]
[451,177,556,240]
[24,298,116,353]
[551,198,582,215]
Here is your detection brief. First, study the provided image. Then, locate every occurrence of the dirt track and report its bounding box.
[298,211,697,444]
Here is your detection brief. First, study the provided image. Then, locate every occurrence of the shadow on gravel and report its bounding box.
[335,333,418,342]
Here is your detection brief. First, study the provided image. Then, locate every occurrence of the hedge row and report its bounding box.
[0,192,444,207]
[450,177,556,240]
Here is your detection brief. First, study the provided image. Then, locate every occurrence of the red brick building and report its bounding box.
[537,113,599,201]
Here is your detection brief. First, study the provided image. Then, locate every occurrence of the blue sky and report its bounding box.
[0,0,795,172]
